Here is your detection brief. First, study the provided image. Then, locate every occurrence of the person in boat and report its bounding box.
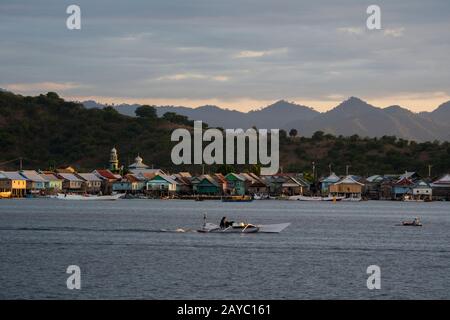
[413,217,421,225]
[220,217,234,229]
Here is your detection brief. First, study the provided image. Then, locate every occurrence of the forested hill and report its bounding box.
[1,91,449,177]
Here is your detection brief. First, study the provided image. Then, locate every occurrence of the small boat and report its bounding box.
[199,222,259,233]
[55,193,123,201]
[198,222,291,233]
[0,191,12,199]
[340,196,362,202]
[253,193,268,200]
[222,195,253,202]
[288,195,323,201]
[402,221,422,227]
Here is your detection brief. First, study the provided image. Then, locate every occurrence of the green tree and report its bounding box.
[135,105,158,119]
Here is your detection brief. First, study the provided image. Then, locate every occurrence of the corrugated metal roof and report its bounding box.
[58,173,83,182]
[19,170,47,182]
[0,171,27,180]
[78,173,102,182]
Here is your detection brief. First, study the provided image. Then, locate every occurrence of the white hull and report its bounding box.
[199,222,290,233]
[288,195,323,201]
[289,195,345,201]
[55,193,123,201]
[340,197,362,202]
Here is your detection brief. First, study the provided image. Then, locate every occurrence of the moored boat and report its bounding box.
[55,193,123,201]
[0,191,12,199]
[222,195,253,202]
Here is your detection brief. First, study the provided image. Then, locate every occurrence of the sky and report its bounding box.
[1,0,450,112]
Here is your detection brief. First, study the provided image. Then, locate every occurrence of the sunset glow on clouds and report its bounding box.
[1,0,449,112]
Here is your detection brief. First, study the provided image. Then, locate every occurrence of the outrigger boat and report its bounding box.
[198,215,290,233]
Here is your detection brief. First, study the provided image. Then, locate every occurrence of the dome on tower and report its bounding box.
[128,154,149,170]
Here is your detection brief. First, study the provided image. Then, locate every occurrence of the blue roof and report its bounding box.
[0,171,27,180]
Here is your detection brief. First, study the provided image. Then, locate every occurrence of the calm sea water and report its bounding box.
[0,199,449,299]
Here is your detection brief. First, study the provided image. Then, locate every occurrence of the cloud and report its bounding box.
[3,82,80,93]
[337,27,364,35]
[383,27,405,38]
[157,73,229,81]
[233,48,288,59]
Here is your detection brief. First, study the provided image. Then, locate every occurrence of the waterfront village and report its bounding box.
[1,147,450,201]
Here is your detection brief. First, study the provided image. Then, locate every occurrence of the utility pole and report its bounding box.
[346,164,351,176]
[312,161,316,181]
[428,164,432,178]
[328,163,332,175]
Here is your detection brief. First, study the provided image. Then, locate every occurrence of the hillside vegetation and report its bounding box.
[1,91,449,177]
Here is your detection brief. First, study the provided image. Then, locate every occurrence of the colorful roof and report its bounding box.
[320,172,340,183]
[395,177,414,186]
[93,169,118,180]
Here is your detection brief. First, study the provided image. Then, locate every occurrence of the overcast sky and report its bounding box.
[1,0,449,112]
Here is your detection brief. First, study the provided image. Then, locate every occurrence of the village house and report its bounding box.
[212,173,227,193]
[19,170,47,194]
[146,174,179,195]
[194,175,221,195]
[41,172,63,193]
[430,174,450,200]
[364,175,386,200]
[112,178,131,193]
[0,171,27,197]
[224,173,246,195]
[77,173,102,194]
[329,175,364,199]
[57,173,84,192]
[171,174,192,194]
[55,166,77,174]
[391,176,414,200]
[240,173,268,195]
[260,175,286,195]
[407,180,432,201]
[92,169,121,194]
[281,176,309,196]
[320,172,340,195]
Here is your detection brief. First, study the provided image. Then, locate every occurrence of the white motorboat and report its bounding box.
[198,222,291,233]
[55,193,123,201]
[288,195,323,201]
[288,195,345,201]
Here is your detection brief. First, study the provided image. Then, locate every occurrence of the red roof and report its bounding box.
[95,169,117,180]
[395,177,414,186]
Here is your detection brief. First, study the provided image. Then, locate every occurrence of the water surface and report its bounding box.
[0,199,449,299]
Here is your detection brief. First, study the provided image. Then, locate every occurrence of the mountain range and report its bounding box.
[84,97,450,141]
